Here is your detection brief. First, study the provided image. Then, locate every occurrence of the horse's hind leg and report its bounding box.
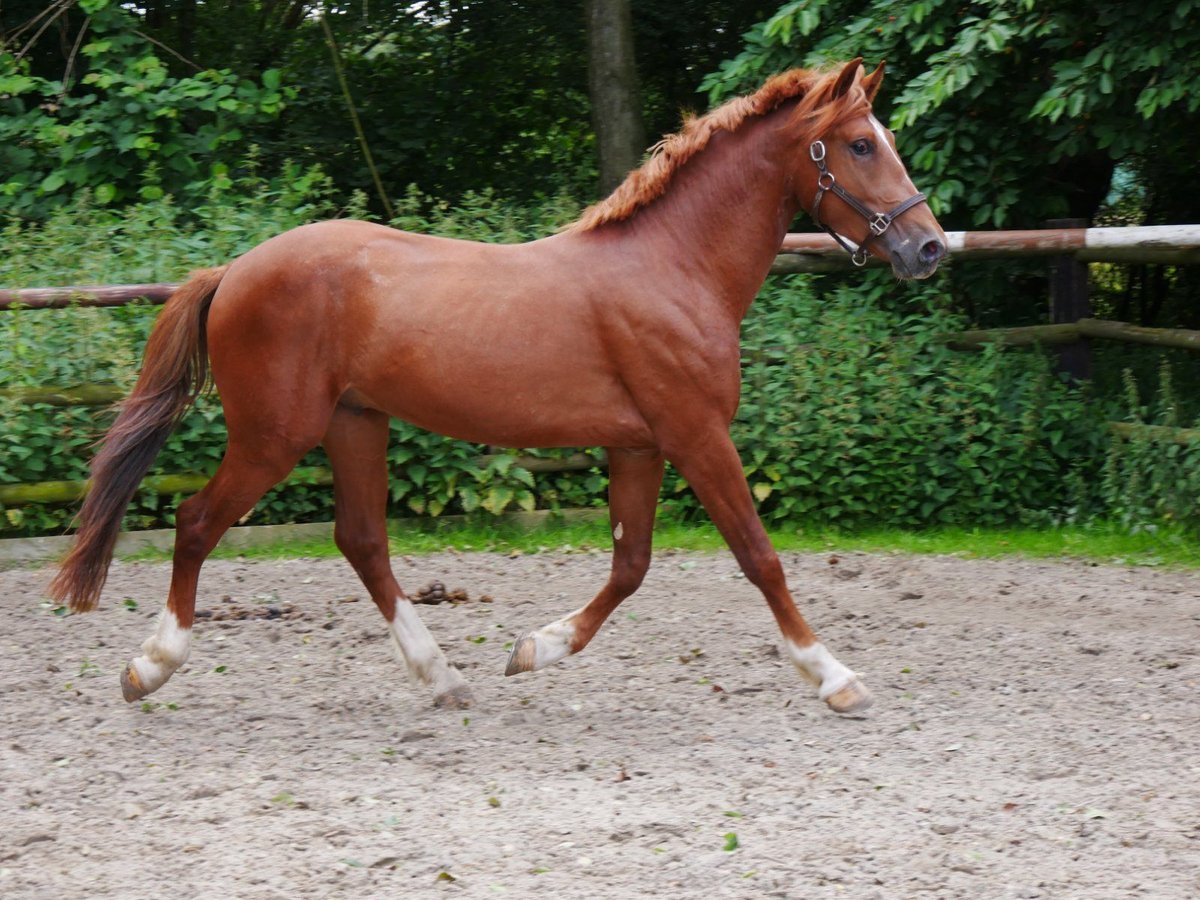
[120,435,318,702]
[323,406,472,709]
[506,447,664,675]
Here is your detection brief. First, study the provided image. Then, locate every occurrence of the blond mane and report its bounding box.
[569,66,874,233]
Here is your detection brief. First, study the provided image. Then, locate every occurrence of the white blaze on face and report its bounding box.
[129,609,192,694]
[867,113,923,260]
[785,640,856,700]
[388,599,466,695]
[868,114,905,170]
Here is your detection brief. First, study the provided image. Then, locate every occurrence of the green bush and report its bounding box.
[0,0,291,219]
[1100,365,1200,529]
[726,277,1109,528]
[3,186,1196,538]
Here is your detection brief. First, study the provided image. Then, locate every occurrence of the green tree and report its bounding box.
[0,0,290,218]
[702,0,1200,230]
[586,0,645,195]
[3,1,778,212]
[701,0,1200,329]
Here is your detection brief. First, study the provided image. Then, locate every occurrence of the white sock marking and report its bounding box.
[785,640,856,700]
[129,609,191,694]
[388,599,465,696]
[528,609,580,669]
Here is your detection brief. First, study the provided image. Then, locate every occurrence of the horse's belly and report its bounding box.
[354,363,654,449]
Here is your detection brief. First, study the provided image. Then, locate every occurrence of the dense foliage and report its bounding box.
[1,0,775,213]
[0,0,290,218]
[703,0,1200,230]
[6,1,1197,330]
[702,0,1200,331]
[2,2,1198,539]
[734,282,1105,528]
[3,186,1196,538]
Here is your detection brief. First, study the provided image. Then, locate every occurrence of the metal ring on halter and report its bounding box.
[851,248,870,267]
[817,171,836,190]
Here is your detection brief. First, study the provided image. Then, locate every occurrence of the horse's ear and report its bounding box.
[862,61,886,103]
[830,57,864,99]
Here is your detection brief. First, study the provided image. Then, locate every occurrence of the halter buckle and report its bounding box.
[809,141,826,163]
[868,212,891,236]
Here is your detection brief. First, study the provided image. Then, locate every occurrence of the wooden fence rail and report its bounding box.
[0,452,606,507]
[0,283,176,310]
[3,225,1198,310]
[944,318,1200,352]
[0,384,126,407]
[773,224,1200,272]
[3,421,1191,508]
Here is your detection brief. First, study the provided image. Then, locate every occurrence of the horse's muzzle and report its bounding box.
[886,229,947,280]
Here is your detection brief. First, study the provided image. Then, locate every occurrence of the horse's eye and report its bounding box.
[850,139,872,157]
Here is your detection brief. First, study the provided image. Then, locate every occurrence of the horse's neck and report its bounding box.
[609,112,801,321]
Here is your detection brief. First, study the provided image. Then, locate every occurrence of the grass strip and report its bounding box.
[153,516,1200,568]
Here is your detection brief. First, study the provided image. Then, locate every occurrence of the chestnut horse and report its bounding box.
[51,59,945,714]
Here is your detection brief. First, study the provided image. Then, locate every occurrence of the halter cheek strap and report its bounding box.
[808,140,928,267]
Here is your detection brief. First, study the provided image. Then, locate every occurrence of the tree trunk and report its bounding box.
[585,0,645,197]
[177,0,196,63]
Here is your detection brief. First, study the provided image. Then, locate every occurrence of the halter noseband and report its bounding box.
[808,140,928,267]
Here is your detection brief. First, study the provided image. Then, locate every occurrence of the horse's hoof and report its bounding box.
[504,636,537,676]
[825,677,873,714]
[434,685,474,710]
[120,662,148,703]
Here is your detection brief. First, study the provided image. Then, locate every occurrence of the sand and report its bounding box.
[1,548,1198,898]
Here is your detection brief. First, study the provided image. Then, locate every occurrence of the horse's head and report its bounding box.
[794,60,946,280]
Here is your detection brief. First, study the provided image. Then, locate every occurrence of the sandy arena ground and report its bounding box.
[1,548,1198,898]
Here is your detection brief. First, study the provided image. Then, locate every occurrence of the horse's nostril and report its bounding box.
[920,239,945,264]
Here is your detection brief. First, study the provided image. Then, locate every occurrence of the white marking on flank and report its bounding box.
[388,599,466,696]
[785,640,856,700]
[613,522,624,541]
[129,609,192,695]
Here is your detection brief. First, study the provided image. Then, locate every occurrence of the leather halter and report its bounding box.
[808,139,928,267]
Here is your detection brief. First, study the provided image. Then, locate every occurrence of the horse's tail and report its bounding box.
[48,266,229,612]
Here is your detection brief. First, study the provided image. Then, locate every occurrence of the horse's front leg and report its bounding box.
[506,447,664,675]
[325,407,472,709]
[667,428,872,714]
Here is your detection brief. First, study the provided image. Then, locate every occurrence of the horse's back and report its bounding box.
[204,220,654,448]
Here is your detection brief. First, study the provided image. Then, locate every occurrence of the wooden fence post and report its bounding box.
[1046,218,1092,380]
